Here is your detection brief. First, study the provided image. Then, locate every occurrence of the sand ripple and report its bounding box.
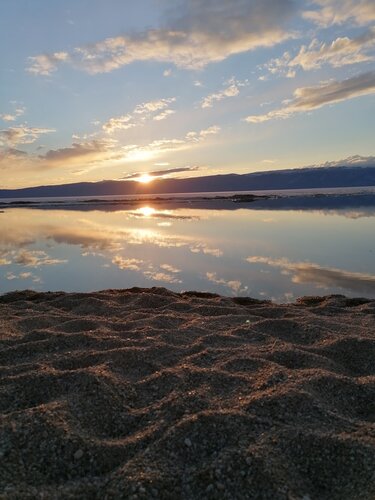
[0,288,374,499]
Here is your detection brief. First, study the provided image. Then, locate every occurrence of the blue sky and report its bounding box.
[0,0,374,188]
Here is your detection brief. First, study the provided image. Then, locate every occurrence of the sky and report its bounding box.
[0,0,375,189]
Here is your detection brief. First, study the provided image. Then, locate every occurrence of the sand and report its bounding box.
[0,288,374,499]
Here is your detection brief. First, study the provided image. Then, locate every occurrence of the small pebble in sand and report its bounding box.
[184,438,192,447]
[74,449,84,460]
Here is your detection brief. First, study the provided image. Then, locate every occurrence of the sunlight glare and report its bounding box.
[137,173,154,183]
[138,206,156,217]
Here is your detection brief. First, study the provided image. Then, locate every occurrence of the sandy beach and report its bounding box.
[0,287,374,499]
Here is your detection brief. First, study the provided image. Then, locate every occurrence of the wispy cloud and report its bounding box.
[0,105,26,122]
[120,125,220,162]
[0,126,55,146]
[246,71,375,123]
[122,165,199,180]
[6,271,41,283]
[27,0,296,75]
[201,78,247,109]
[153,109,176,121]
[264,28,375,76]
[13,249,67,267]
[26,52,69,76]
[102,114,134,134]
[102,98,176,134]
[247,255,375,294]
[191,243,223,258]
[206,272,247,294]
[303,0,375,27]
[133,98,175,115]
[160,263,181,273]
[111,256,143,271]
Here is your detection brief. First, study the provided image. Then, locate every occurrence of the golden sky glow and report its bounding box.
[0,0,374,189]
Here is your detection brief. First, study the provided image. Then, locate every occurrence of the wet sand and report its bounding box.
[0,288,374,499]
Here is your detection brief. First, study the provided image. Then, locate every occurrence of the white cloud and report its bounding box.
[102,114,134,134]
[102,98,176,133]
[134,98,176,115]
[190,243,223,257]
[160,263,181,273]
[246,71,375,123]
[0,105,26,122]
[264,28,375,76]
[153,109,176,121]
[201,78,247,109]
[144,269,182,284]
[27,0,296,75]
[206,272,246,294]
[112,256,143,271]
[26,52,69,76]
[303,0,375,27]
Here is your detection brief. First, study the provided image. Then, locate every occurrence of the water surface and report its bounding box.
[1,193,375,302]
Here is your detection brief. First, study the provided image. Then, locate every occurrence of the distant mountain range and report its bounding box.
[1,164,375,198]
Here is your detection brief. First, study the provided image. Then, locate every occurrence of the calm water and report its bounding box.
[1,193,375,302]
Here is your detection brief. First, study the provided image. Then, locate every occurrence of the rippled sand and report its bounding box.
[1,288,374,499]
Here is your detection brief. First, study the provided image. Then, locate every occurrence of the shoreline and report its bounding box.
[0,188,374,212]
[1,287,374,499]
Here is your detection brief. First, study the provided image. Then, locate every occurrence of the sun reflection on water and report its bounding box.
[137,206,156,217]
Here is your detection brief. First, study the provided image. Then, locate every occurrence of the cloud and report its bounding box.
[122,166,199,180]
[47,227,123,251]
[102,114,134,134]
[26,52,69,76]
[247,255,375,294]
[27,0,296,75]
[153,109,176,121]
[0,126,55,146]
[144,269,182,284]
[39,138,118,166]
[190,243,223,257]
[111,255,181,282]
[313,154,375,168]
[303,0,375,27]
[246,71,375,122]
[111,256,144,271]
[102,98,176,134]
[128,208,198,221]
[160,263,181,273]
[121,125,220,162]
[201,78,247,109]
[0,105,26,122]
[133,98,175,114]
[264,28,375,76]
[13,249,67,267]
[206,272,246,294]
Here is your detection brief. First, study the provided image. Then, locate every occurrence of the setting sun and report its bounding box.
[136,173,154,184]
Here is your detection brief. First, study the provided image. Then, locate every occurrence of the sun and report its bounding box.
[137,173,154,184]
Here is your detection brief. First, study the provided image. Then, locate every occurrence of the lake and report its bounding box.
[1,191,375,302]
